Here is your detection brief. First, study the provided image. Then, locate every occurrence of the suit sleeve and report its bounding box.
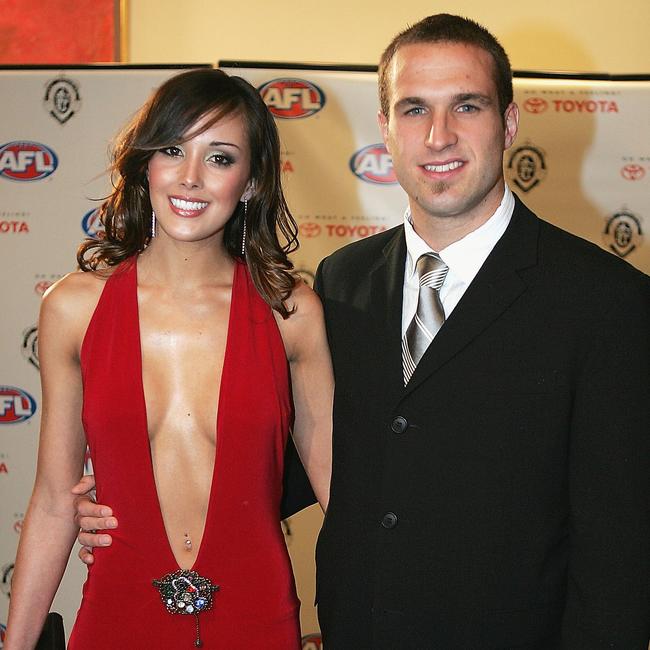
[280,434,317,519]
[562,277,650,648]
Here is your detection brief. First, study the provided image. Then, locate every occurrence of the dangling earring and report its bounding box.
[241,200,247,256]
[151,210,157,238]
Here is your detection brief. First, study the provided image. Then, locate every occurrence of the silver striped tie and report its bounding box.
[402,253,449,385]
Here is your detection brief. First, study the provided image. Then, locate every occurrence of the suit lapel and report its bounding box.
[368,227,407,399]
[402,199,540,399]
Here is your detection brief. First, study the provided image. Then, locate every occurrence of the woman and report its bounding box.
[5,68,332,649]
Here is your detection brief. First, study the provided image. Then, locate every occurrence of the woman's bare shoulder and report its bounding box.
[275,278,327,360]
[39,269,115,351]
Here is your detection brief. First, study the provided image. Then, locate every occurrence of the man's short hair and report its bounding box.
[378,14,513,118]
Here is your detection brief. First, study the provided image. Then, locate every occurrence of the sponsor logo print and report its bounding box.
[620,164,645,181]
[604,210,643,258]
[22,325,39,370]
[13,514,23,535]
[299,223,322,238]
[1,564,13,598]
[506,144,547,192]
[523,97,548,114]
[325,224,386,237]
[552,99,618,113]
[302,633,323,649]
[0,386,37,424]
[82,207,104,239]
[0,220,28,233]
[350,144,397,184]
[34,273,60,295]
[259,78,325,119]
[35,280,53,294]
[0,141,58,181]
[44,76,81,124]
[523,97,619,114]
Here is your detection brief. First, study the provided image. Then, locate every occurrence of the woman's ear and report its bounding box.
[240,180,255,202]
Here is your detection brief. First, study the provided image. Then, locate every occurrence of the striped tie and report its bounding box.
[402,253,449,385]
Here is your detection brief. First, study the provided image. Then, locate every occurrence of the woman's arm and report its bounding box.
[5,276,94,649]
[277,281,333,511]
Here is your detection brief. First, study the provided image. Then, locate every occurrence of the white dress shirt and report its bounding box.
[401,185,515,336]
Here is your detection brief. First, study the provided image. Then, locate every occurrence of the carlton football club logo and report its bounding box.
[259,78,325,119]
[0,386,37,424]
[301,633,323,649]
[82,207,105,239]
[506,143,547,192]
[22,325,39,371]
[620,164,645,181]
[1,563,13,599]
[44,76,81,124]
[350,144,397,184]
[604,210,643,258]
[0,141,58,182]
[523,97,548,114]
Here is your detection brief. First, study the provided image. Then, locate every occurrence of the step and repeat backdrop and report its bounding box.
[1,63,648,647]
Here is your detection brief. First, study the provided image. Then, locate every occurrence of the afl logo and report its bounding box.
[258,78,325,119]
[82,208,104,239]
[299,222,321,238]
[0,141,58,182]
[350,144,397,184]
[604,210,643,258]
[301,633,323,649]
[0,386,37,424]
[523,97,548,114]
[620,164,645,181]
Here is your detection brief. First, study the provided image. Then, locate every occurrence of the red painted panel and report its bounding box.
[0,0,118,64]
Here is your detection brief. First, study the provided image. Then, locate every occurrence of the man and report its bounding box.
[75,14,649,649]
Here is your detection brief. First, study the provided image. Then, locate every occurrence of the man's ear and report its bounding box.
[503,102,519,150]
[378,110,391,153]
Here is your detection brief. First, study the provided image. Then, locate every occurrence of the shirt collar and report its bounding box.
[404,185,515,283]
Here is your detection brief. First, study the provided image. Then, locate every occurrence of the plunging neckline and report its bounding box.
[133,257,238,572]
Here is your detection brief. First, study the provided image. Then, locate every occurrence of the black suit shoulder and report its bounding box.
[533,212,650,313]
[317,225,402,285]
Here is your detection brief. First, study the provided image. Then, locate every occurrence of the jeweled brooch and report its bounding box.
[153,569,219,647]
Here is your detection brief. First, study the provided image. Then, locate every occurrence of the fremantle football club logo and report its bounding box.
[506,143,547,192]
[1,563,13,599]
[44,76,81,124]
[604,210,643,258]
[22,325,39,371]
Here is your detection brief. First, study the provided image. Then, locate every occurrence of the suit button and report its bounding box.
[381,512,398,529]
[390,416,408,434]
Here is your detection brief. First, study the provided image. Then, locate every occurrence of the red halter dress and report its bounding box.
[69,258,301,649]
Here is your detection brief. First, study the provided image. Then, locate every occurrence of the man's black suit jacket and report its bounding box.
[314,196,650,649]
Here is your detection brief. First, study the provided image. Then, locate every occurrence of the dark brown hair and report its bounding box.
[378,14,513,119]
[78,68,298,318]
